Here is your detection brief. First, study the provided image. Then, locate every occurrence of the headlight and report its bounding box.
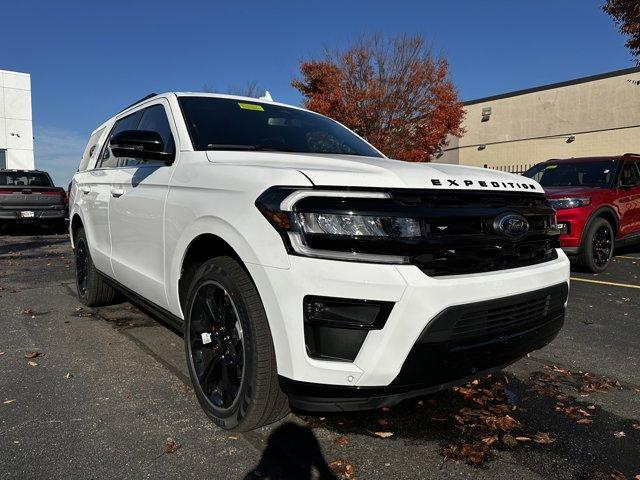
[548,197,591,210]
[298,212,421,238]
[256,187,417,264]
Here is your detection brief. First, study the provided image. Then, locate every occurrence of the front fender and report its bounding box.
[165,215,290,318]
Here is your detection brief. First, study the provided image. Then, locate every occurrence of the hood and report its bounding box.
[207,151,543,194]
[542,185,602,198]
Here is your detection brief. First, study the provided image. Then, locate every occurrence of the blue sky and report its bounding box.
[2,0,633,185]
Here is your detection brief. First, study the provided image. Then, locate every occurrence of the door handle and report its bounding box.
[111,187,125,198]
[80,186,91,194]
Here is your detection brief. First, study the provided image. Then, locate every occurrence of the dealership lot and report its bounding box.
[1,233,639,479]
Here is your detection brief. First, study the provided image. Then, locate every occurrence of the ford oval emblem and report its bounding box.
[493,212,530,239]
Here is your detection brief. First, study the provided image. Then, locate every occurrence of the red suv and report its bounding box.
[523,154,640,272]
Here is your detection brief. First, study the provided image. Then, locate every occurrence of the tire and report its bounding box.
[578,217,614,273]
[74,227,119,306]
[184,256,289,431]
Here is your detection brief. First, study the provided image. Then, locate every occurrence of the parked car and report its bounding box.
[523,154,640,272]
[0,169,67,233]
[69,92,569,431]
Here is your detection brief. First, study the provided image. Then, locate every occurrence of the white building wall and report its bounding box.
[0,70,34,170]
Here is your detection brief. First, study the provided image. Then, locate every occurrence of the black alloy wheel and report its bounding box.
[592,224,613,268]
[75,237,89,297]
[188,281,245,409]
[578,217,615,273]
[183,256,289,431]
[73,227,119,306]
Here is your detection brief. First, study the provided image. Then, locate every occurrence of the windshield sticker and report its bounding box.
[604,169,610,174]
[546,165,558,169]
[238,102,264,111]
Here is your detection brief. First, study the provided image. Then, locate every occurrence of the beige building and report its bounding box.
[437,67,640,173]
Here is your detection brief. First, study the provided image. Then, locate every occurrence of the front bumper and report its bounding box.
[281,285,565,411]
[246,250,570,409]
[555,207,592,251]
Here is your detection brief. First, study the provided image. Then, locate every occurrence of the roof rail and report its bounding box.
[623,152,640,158]
[118,93,158,113]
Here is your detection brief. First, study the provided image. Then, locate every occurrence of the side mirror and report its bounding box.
[110,130,174,165]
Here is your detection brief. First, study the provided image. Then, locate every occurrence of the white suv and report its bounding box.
[70,92,570,431]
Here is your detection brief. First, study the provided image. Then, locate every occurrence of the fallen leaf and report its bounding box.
[486,414,521,432]
[328,459,356,479]
[3,399,16,405]
[24,351,43,359]
[613,431,626,438]
[64,373,73,379]
[543,364,572,376]
[481,435,498,446]
[631,423,640,430]
[442,441,491,465]
[367,430,393,439]
[20,308,34,315]
[334,436,349,447]
[610,470,627,480]
[164,438,181,454]
[27,361,38,367]
[228,435,238,440]
[532,432,556,444]
[577,418,593,424]
[515,436,531,442]
[0,352,5,356]
[377,418,390,426]
[502,434,518,447]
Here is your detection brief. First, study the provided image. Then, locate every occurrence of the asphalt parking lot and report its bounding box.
[1,231,639,480]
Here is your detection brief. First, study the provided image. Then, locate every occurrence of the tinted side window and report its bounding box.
[620,161,640,186]
[79,127,105,171]
[120,105,175,167]
[98,110,143,168]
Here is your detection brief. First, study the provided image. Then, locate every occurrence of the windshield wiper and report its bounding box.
[206,144,296,153]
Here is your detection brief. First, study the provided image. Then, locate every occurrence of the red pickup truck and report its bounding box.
[0,169,68,233]
[523,154,640,272]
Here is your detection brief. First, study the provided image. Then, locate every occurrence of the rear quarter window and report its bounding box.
[79,127,106,171]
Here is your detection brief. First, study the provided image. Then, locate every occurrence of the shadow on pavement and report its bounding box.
[300,372,640,479]
[243,422,337,480]
[0,226,68,255]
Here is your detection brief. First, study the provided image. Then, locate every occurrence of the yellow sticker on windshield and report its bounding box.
[546,164,558,169]
[238,102,264,111]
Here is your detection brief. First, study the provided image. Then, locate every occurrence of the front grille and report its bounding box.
[392,190,549,209]
[415,240,558,276]
[392,190,560,276]
[420,283,568,345]
[450,283,567,342]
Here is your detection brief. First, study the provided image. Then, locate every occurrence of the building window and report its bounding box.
[0,149,6,170]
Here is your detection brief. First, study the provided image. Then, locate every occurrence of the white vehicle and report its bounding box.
[69,92,570,431]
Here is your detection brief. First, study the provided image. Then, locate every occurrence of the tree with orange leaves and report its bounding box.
[292,34,465,162]
[603,0,640,64]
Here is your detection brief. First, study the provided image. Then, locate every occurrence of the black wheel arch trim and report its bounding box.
[579,205,619,252]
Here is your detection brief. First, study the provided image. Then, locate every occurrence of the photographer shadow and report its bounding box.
[243,422,336,480]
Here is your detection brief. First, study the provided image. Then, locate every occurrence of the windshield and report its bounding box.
[523,160,616,187]
[179,97,383,158]
[0,172,53,187]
